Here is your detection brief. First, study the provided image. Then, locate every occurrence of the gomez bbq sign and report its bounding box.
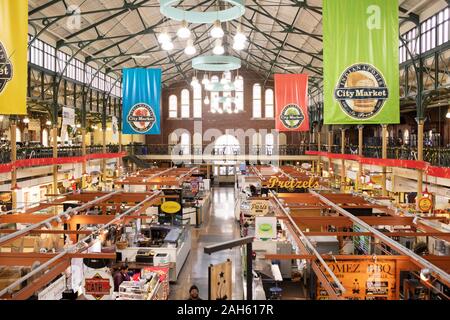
[0,42,13,94]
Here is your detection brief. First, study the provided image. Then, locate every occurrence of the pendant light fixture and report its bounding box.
[23,117,30,124]
[210,20,224,38]
[46,120,52,126]
[204,95,210,105]
[184,38,196,55]
[177,20,191,39]
[213,39,224,55]
[233,23,247,51]
[157,31,171,44]
[162,40,174,51]
[201,74,210,85]
[190,76,199,86]
[446,107,450,119]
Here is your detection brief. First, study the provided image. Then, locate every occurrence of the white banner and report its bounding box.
[111,116,118,143]
[62,107,75,126]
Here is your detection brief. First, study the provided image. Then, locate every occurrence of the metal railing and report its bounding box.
[0,145,120,164]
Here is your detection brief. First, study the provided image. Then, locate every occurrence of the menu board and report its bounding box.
[316,260,396,300]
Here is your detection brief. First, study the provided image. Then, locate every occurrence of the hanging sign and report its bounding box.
[323,0,399,124]
[161,201,181,214]
[122,68,161,134]
[255,216,277,240]
[62,107,75,126]
[266,177,320,190]
[38,275,66,300]
[317,260,396,300]
[274,74,309,131]
[111,116,119,143]
[82,269,113,300]
[417,196,433,212]
[250,199,269,216]
[0,1,27,115]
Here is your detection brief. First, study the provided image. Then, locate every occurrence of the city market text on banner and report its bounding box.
[323,0,399,124]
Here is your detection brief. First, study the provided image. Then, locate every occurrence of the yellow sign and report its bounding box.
[161,201,181,214]
[317,260,396,300]
[250,200,269,216]
[0,0,28,115]
[267,177,319,190]
[418,196,433,212]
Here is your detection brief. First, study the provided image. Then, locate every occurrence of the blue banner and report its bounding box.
[122,68,161,134]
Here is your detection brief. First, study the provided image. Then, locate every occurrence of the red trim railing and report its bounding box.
[0,152,126,174]
[306,151,450,179]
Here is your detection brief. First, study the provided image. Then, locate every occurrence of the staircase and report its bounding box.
[123,154,153,168]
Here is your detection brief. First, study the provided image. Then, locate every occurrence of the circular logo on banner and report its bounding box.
[127,103,156,133]
[0,42,13,94]
[334,63,389,120]
[279,104,305,129]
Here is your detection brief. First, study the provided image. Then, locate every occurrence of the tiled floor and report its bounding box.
[169,187,244,300]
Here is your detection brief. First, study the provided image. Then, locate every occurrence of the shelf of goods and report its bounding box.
[117,269,169,300]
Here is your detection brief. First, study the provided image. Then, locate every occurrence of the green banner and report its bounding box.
[323,0,399,124]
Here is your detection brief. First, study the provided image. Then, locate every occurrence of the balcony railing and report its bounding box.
[0,145,120,164]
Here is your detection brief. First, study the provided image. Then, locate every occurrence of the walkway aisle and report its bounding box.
[169,187,244,300]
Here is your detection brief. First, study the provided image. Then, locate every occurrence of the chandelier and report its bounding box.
[157,0,247,55]
[191,69,242,114]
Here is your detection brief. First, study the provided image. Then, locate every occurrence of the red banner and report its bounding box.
[275,74,309,132]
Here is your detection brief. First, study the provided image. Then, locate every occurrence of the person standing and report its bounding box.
[113,264,131,291]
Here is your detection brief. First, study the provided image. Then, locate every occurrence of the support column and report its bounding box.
[357,125,364,192]
[327,127,333,182]
[417,118,425,197]
[340,128,346,192]
[102,127,107,178]
[206,163,210,179]
[81,128,87,181]
[381,124,388,196]
[118,130,123,177]
[317,127,321,173]
[10,119,17,210]
[52,125,58,196]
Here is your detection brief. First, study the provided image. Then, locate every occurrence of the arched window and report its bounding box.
[265,133,274,155]
[234,76,244,111]
[211,76,219,112]
[181,89,190,118]
[253,84,261,118]
[169,95,177,118]
[16,128,22,142]
[193,83,202,118]
[168,132,178,145]
[181,132,190,155]
[42,129,49,147]
[265,89,274,118]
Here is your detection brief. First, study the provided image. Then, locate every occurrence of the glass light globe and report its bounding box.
[211,108,216,114]
[201,74,210,85]
[234,108,239,113]
[204,96,210,105]
[177,20,191,39]
[23,117,30,124]
[217,108,224,114]
[226,108,232,114]
[162,41,174,51]
[210,20,224,38]
[184,39,196,55]
[157,32,171,44]
[233,40,245,51]
[46,120,52,126]
[190,76,199,86]
[234,32,247,43]
[213,44,224,55]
